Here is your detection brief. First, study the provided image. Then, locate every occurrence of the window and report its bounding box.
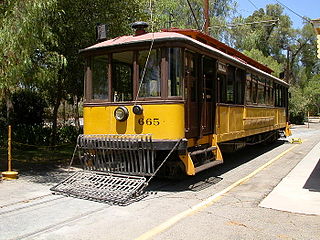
[274,83,285,107]
[257,77,265,104]
[168,48,182,97]
[252,75,258,104]
[219,65,245,104]
[245,73,252,104]
[218,74,227,103]
[138,49,161,97]
[92,56,109,100]
[226,65,235,103]
[235,69,245,104]
[112,51,133,102]
[203,56,215,101]
[266,79,273,105]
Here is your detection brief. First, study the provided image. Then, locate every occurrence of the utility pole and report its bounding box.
[285,47,291,84]
[204,0,210,34]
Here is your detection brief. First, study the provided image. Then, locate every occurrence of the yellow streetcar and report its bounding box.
[78,22,291,177]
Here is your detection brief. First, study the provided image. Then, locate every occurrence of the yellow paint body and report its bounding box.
[84,103,288,176]
[215,105,287,143]
[83,104,185,140]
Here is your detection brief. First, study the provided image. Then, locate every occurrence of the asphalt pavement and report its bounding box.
[0,123,320,240]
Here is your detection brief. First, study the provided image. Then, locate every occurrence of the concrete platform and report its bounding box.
[260,140,320,215]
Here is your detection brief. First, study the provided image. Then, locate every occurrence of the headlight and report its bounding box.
[133,105,143,115]
[114,106,129,121]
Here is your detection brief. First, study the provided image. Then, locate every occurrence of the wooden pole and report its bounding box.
[204,0,210,34]
[308,111,310,128]
[2,124,18,179]
[8,125,12,171]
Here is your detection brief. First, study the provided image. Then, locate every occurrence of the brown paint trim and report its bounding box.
[161,47,167,98]
[133,51,138,99]
[108,53,112,102]
[83,99,185,107]
[86,57,92,100]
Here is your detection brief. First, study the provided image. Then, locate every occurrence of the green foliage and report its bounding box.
[11,89,47,126]
[0,124,81,148]
[57,125,79,144]
[12,125,53,147]
[149,0,236,38]
[288,86,308,124]
[0,0,59,91]
[243,49,283,77]
[229,3,293,61]
[304,74,320,115]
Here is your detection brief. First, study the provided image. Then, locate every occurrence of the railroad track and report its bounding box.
[0,193,64,215]
[0,192,111,240]
[9,205,110,240]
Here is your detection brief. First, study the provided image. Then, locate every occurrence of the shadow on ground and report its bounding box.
[303,158,320,192]
[145,139,288,193]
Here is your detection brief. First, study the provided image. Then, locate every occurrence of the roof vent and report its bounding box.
[131,21,149,36]
[96,23,108,42]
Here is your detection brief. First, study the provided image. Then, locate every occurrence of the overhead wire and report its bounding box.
[211,18,279,28]
[247,0,259,10]
[134,0,155,103]
[274,0,311,23]
[186,0,201,30]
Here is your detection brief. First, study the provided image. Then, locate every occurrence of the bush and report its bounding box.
[11,89,47,125]
[57,125,80,144]
[289,113,305,125]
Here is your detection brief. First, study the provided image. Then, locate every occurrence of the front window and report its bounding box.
[112,51,133,102]
[168,48,182,97]
[92,56,109,100]
[138,49,161,97]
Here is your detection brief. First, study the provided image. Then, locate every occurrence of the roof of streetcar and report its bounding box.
[80,29,289,86]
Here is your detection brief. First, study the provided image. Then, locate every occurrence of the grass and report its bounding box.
[0,144,76,172]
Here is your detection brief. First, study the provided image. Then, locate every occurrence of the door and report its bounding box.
[185,51,199,138]
[201,56,215,135]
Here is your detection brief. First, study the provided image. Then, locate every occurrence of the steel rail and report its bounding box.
[9,205,110,240]
[0,194,66,216]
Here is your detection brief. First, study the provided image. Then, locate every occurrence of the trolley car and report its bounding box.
[78,22,291,177]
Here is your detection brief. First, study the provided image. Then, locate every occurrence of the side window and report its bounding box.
[235,68,245,104]
[257,77,265,104]
[245,73,252,104]
[218,73,227,103]
[226,65,235,103]
[252,75,258,104]
[203,56,216,101]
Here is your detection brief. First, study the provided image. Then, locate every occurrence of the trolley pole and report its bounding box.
[2,125,18,179]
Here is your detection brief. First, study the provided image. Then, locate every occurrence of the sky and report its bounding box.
[236,0,319,29]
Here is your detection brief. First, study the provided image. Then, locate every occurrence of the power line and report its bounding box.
[274,0,311,23]
[211,19,279,28]
[247,0,259,10]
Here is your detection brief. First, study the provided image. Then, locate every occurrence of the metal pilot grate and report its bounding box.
[77,134,155,176]
[50,171,147,205]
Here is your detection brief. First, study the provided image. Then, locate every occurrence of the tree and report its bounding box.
[288,86,309,124]
[0,0,59,125]
[305,74,320,115]
[243,49,283,77]
[230,4,293,61]
[149,0,236,39]
[42,0,147,144]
